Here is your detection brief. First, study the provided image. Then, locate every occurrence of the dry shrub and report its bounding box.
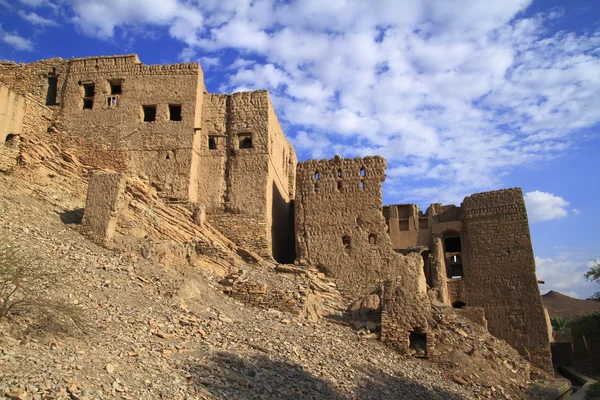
[0,242,87,334]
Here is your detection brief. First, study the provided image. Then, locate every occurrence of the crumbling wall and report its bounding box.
[82,171,126,243]
[295,156,427,301]
[0,58,67,106]
[197,93,228,212]
[201,90,296,262]
[59,55,205,201]
[380,255,434,356]
[460,188,552,372]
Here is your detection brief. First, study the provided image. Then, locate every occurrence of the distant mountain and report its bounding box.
[542,290,600,318]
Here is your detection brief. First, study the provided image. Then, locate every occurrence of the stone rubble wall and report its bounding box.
[454,306,488,329]
[460,188,552,372]
[208,213,271,259]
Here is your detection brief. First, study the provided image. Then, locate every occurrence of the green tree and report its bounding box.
[585,259,600,302]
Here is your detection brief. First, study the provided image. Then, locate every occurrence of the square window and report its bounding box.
[83,98,93,110]
[143,105,156,122]
[83,83,95,98]
[106,96,118,107]
[208,136,217,150]
[239,134,252,149]
[110,80,122,95]
[169,104,182,121]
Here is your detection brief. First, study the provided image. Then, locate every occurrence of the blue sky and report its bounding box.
[1,0,599,299]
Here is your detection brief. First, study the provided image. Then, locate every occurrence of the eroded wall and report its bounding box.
[460,188,552,372]
[200,90,297,261]
[59,55,205,201]
[0,58,67,106]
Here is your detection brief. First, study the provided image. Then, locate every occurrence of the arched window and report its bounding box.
[314,171,319,180]
[360,180,365,190]
[337,181,343,191]
[360,166,365,177]
[337,168,342,177]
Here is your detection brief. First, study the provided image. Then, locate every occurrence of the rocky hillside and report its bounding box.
[0,130,562,399]
[542,290,600,318]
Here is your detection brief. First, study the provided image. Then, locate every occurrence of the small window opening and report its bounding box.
[46,76,58,106]
[208,136,217,150]
[83,83,95,98]
[342,235,351,249]
[82,99,93,110]
[165,151,174,160]
[169,104,182,121]
[419,218,428,230]
[314,171,319,180]
[337,181,343,191]
[106,96,118,107]
[337,168,342,178]
[82,83,95,110]
[314,183,319,192]
[360,166,365,177]
[243,122,248,128]
[368,233,377,245]
[224,113,228,122]
[399,220,409,231]
[409,329,428,358]
[444,237,462,252]
[143,105,157,122]
[452,301,466,309]
[360,180,365,190]
[109,80,122,95]
[239,134,253,149]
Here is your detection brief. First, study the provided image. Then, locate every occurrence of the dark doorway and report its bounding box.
[46,76,58,106]
[452,301,466,309]
[409,329,428,358]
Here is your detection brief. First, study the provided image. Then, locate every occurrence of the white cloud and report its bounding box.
[1,32,33,51]
[56,1,600,205]
[18,10,57,26]
[536,256,598,299]
[524,191,570,222]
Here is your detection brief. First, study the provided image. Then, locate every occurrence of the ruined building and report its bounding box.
[0,54,551,372]
[0,54,296,262]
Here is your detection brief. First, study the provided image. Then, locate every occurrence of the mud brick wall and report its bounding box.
[380,272,434,355]
[296,156,392,297]
[197,90,296,262]
[460,188,552,372]
[446,278,464,305]
[208,213,271,258]
[82,172,126,243]
[222,281,304,314]
[295,156,430,302]
[0,58,68,106]
[59,55,205,201]
[455,306,488,329]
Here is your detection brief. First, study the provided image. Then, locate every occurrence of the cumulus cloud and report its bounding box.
[18,10,57,26]
[536,256,598,299]
[56,0,600,204]
[1,31,33,51]
[524,191,570,222]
